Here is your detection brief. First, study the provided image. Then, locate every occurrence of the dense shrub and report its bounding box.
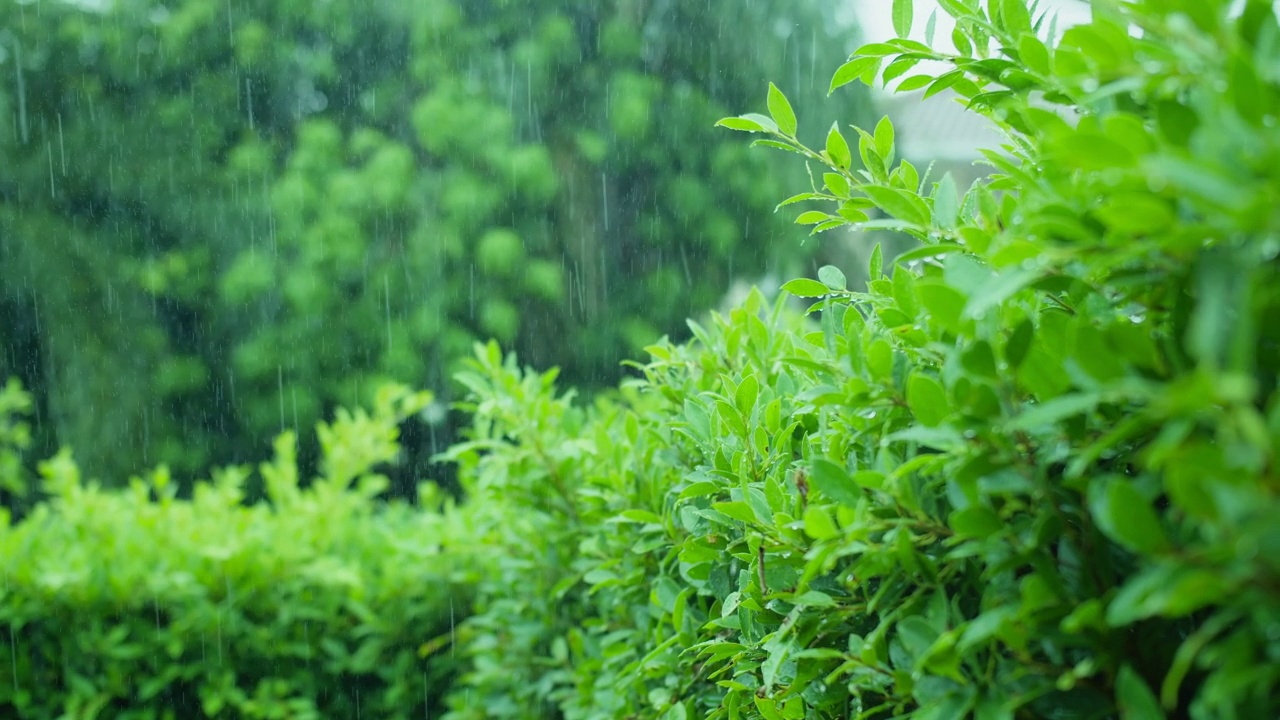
[442,1,1280,718]
[0,384,469,719]
[0,0,866,487]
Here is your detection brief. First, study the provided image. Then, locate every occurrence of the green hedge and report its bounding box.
[440,1,1280,717]
[0,383,469,719]
[3,1,1276,718]
[0,0,866,488]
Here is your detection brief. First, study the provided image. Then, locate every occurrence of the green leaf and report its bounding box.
[803,505,840,540]
[917,282,967,335]
[897,617,939,658]
[808,458,862,508]
[863,186,929,226]
[868,243,884,280]
[735,374,759,415]
[1107,563,1230,626]
[854,43,907,57]
[960,341,998,379]
[882,56,922,85]
[868,339,894,378]
[811,219,847,235]
[1017,33,1051,75]
[1095,192,1174,235]
[1051,133,1136,171]
[907,373,949,427]
[951,26,973,57]
[852,470,886,491]
[754,696,787,720]
[949,506,1003,539]
[838,203,870,223]
[896,74,937,93]
[751,139,806,155]
[780,278,831,298]
[892,0,914,37]
[932,172,960,229]
[823,172,851,197]
[826,123,852,170]
[963,267,1040,319]
[997,0,1032,35]
[713,501,762,525]
[795,210,834,225]
[775,192,827,210]
[1088,476,1171,555]
[925,9,938,46]
[792,590,836,607]
[1005,319,1034,368]
[1006,393,1100,432]
[1116,666,1166,720]
[892,266,918,318]
[716,400,748,437]
[716,116,770,133]
[818,265,847,291]
[830,57,881,93]
[873,116,896,162]
[924,70,965,99]
[767,83,798,136]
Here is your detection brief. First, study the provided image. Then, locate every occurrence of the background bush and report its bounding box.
[0,383,470,719]
[0,0,867,492]
[440,1,1280,717]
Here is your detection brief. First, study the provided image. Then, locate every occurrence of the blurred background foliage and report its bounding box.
[0,0,869,495]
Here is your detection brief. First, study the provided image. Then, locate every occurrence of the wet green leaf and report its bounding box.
[781,278,831,298]
[1089,476,1170,555]
[766,83,797,136]
[892,0,914,37]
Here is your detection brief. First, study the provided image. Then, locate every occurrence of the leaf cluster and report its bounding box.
[446,1,1280,717]
[0,386,471,719]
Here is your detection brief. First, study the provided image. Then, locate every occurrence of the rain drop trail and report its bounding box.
[46,142,55,198]
[57,113,66,174]
[384,273,392,354]
[278,365,285,432]
[600,173,610,232]
[246,78,255,131]
[14,38,28,143]
[9,625,17,693]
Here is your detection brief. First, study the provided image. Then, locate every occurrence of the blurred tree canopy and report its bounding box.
[0,0,867,493]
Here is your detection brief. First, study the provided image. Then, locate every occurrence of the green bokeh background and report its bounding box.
[0,0,869,493]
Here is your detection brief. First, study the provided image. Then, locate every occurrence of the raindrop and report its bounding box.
[246,78,255,131]
[278,365,285,431]
[56,113,66,174]
[46,142,55,198]
[13,37,27,144]
[8,625,17,691]
[600,172,610,232]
